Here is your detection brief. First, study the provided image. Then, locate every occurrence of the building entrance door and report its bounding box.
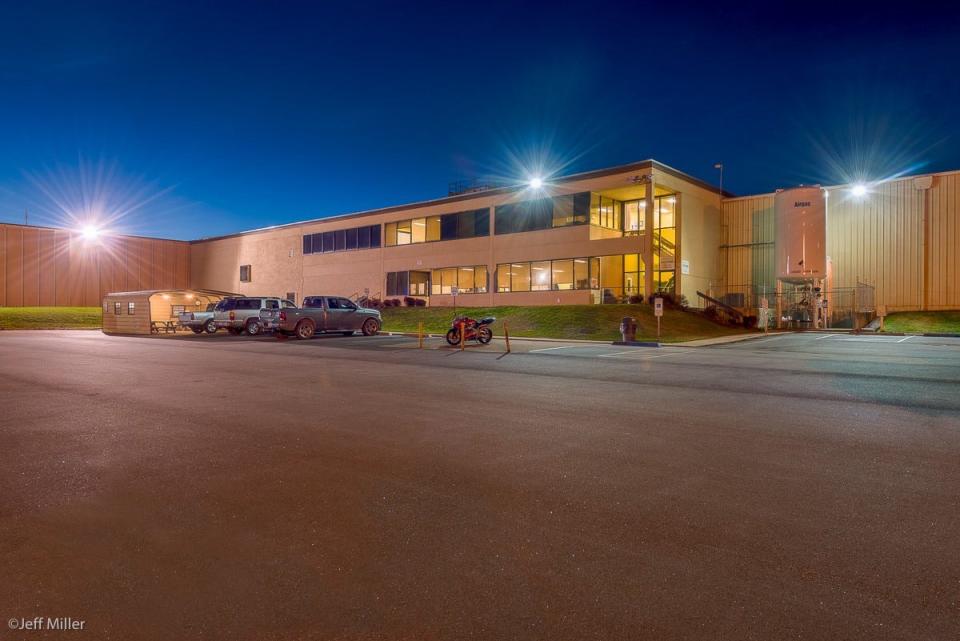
[409,271,430,297]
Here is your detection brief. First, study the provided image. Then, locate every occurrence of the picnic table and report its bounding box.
[150,320,179,334]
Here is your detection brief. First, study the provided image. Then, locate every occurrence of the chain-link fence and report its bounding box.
[704,282,876,329]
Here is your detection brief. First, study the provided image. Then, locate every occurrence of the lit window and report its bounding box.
[127,302,136,315]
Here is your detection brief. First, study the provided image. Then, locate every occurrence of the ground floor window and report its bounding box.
[430,265,487,294]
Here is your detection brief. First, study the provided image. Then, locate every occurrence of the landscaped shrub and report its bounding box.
[403,296,417,307]
[628,295,643,304]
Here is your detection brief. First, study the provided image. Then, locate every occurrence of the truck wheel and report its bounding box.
[295,320,315,340]
[204,319,217,334]
[245,320,262,336]
[362,319,380,336]
[191,327,204,334]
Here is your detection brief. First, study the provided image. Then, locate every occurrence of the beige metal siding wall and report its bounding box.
[0,224,190,307]
[826,180,924,311]
[718,195,775,292]
[719,171,960,312]
[928,173,960,309]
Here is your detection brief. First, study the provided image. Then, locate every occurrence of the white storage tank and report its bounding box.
[774,185,827,282]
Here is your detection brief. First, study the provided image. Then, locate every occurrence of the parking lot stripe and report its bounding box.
[898,335,915,343]
[529,345,578,353]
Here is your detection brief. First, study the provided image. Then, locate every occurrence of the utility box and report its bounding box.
[620,317,638,342]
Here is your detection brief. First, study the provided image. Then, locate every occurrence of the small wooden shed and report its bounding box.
[101,289,238,335]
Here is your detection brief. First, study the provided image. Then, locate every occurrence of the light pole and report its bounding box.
[714,162,724,196]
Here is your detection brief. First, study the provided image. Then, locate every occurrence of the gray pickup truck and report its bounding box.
[178,303,218,334]
[262,295,381,339]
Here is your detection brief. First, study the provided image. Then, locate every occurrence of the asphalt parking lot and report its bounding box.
[1,330,958,640]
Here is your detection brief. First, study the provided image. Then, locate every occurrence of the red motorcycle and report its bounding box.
[445,315,495,345]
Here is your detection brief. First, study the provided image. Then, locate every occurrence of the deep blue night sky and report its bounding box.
[0,0,958,239]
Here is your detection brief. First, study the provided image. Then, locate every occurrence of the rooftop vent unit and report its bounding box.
[448,179,497,196]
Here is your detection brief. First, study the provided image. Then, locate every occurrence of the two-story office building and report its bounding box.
[3,157,958,314]
[189,159,722,308]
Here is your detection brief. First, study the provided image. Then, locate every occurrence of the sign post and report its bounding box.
[760,297,769,334]
[451,285,458,318]
[654,297,663,340]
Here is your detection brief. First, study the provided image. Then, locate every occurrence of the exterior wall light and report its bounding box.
[851,184,867,198]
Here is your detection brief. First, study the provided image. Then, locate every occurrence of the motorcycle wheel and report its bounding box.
[477,327,493,344]
[445,328,460,346]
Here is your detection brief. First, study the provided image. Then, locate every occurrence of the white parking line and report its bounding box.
[597,348,692,360]
[898,335,915,343]
[815,333,837,340]
[529,345,578,353]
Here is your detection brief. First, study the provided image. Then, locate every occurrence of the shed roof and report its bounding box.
[103,288,240,298]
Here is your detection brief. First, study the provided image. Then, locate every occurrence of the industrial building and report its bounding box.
[1,159,958,323]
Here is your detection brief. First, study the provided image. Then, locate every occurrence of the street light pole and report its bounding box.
[714,162,724,196]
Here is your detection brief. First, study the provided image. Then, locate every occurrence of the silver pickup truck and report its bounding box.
[214,296,296,336]
[178,303,218,334]
[262,295,381,339]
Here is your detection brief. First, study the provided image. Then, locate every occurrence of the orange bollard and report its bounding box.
[460,320,465,351]
[418,321,423,349]
[504,321,511,353]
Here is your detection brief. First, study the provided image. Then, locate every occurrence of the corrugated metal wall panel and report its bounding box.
[826,180,924,310]
[0,224,190,308]
[6,226,23,306]
[54,232,71,306]
[722,173,958,312]
[38,229,56,306]
[21,227,39,306]
[929,173,959,309]
[0,226,6,305]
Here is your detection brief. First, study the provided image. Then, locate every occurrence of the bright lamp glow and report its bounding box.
[851,184,867,198]
[81,224,100,240]
[529,177,543,189]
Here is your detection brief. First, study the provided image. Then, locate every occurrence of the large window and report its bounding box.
[497,257,601,292]
[654,196,677,293]
[386,271,409,297]
[303,224,381,255]
[495,193,591,235]
[240,265,251,282]
[385,209,489,246]
[495,198,553,234]
[497,254,638,301]
[431,265,488,295]
[590,194,622,230]
[624,200,644,234]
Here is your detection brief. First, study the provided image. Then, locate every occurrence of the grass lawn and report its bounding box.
[380,304,750,343]
[0,307,102,330]
[882,310,960,335]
